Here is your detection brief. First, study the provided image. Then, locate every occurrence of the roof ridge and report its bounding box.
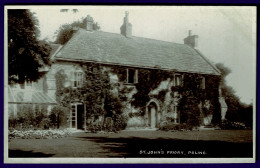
[76,28,185,46]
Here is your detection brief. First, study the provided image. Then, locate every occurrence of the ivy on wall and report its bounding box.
[55,63,124,120]
[55,63,221,128]
[131,69,174,112]
[176,73,221,126]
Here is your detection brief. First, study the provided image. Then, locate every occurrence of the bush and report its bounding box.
[49,105,69,129]
[8,104,50,130]
[113,114,128,132]
[88,122,103,133]
[219,120,248,130]
[159,122,194,131]
[41,118,51,129]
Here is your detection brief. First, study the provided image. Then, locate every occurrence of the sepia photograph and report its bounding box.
[4,6,256,163]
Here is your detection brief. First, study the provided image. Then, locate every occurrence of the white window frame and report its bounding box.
[174,74,182,86]
[71,70,84,88]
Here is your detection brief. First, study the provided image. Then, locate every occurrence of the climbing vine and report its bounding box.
[131,69,174,112]
[176,73,221,126]
[55,63,126,131]
[55,63,221,129]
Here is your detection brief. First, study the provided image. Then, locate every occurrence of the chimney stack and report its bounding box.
[84,15,94,31]
[120,11,132,38]
[184,30,198,48]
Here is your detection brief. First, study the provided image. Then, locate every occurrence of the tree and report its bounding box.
[215,63,253,126]
[8,9,51,84]
[54,17,100,45]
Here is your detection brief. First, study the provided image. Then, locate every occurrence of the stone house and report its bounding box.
[8,12,226,130]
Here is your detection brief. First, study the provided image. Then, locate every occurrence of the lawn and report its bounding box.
[8,130,253,158]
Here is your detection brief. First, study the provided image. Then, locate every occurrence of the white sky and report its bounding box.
[29,6,256,104]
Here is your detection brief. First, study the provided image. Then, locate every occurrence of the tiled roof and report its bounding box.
[50,44,62,59]
[54,29,220,75]
[8,87,57,105]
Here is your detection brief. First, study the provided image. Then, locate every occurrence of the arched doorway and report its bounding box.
[146,100,160,128]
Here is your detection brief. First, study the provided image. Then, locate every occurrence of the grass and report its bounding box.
[8,130,253,158]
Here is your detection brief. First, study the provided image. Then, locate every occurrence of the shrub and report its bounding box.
[8,104,53,130]
[40,118,51,129]
[88,123,103,133]
[49,105,69,129]
[219,120,248,130]
[112,114,128,132]
[159,122,194,131]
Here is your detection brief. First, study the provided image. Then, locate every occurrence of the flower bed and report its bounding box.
[8,129,73,139]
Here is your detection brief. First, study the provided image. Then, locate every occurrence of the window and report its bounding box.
[200,77,205,89]
[171,104,179,124]
[126,69,138,84]
[71,71,83,88]
[174,74,182,86]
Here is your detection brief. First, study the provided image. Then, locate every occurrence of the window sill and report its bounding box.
[123,83,137,86]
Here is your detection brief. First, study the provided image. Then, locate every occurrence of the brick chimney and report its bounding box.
[84,15,94,31]
[184,30,198,48]
[120,11,132,38]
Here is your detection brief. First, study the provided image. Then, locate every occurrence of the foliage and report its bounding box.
[215,63,253,127]
[49,105,69,129]
[159,122,194,131]
[55,64,110,116]
[112,114,128,131]
[118,67,221,128]
[87,122,103,133]
[8,9,51,84]
[131,69,174,112]
[55,17,100,45]
[155,89,168,103]
[219,120,248,130]
[55,63,127,132]
[173,73,221,127]
[8,104,49,129]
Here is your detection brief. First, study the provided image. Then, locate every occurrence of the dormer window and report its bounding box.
[71,70,84,88]
[126,68,138,84]
[174,74,182,86]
